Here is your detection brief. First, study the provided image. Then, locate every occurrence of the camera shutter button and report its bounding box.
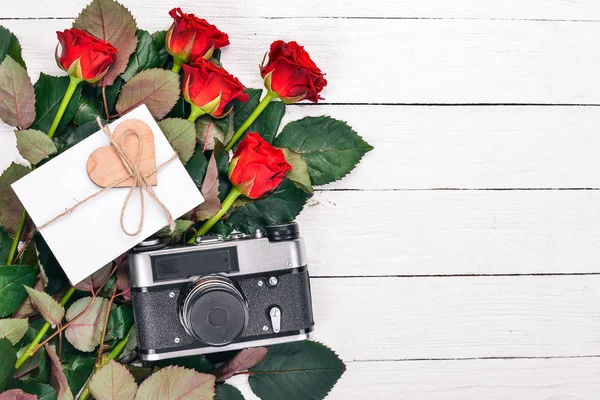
[269,307,281,333]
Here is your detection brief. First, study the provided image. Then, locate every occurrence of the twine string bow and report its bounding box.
[37,117,178,236]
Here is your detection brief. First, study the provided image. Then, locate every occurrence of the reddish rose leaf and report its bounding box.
[89,360,138,400]
[15,129,57,165]
[214,347,268,381]
[157,118,196,163]
[116,264,131,301]
[74,0,138,86]
[45,344,74,400]
[135,366,215,400]
[0,56,35,129]
[116,69,180,120]
[24,286,65,327]
[0,389,37,400]
[64,297,109,352]
[0,163,30,234]
[14,276,43,318]
[194,153,221,221]
[0,318,28,345]
[74,262,113,292]
[195,116,225,152]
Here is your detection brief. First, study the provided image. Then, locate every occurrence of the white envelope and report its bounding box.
[12,105,204,285]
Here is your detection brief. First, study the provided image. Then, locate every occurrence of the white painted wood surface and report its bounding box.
[1,1,599,398]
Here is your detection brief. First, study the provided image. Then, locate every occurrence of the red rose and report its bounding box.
[55,28,117,83]
[260,40,327,103]
[182,58,249,118]
[166,8,229,64]
[228,133,292,199]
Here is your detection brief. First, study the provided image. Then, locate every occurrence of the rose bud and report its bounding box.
[228,132,292,199]
[260,40,327,104]
[166,8,230,71]
[182,57,249,121]
[55,28,117,84]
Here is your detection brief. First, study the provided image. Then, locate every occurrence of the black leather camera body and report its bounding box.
[128,223,314,361]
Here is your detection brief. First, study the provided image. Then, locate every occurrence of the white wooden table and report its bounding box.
[2,1,600,398]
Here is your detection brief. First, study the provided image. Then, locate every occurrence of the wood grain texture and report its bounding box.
[6,0,600,20]
[4,18,600,104]
[299,190,600,276]
[228,358,600,400]
[310,276,600,361]
[283,105,600,190]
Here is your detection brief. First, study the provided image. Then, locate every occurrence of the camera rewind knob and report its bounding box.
[266,223,299,242]
[269,307,281,333]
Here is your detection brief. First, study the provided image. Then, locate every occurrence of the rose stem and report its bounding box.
[48,75,83,139]
[189,186,242,243]
[187,104,206,122]
[172,59,183,73]
[78,326,134,400]
[224,91,278,151]
[5,75,84,265]
[15,286,76,369]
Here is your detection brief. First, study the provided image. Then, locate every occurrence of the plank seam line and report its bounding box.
[348,354,600,363]
[316,188,600,192]
[3,16,600,23]
[312,272,600,279]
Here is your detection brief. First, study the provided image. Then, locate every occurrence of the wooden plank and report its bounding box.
[300,190,600,276]
[4,18,600,104]
[282,105,600,190]
[6,106,600,190]
[5,0,600,21]
[309,276,600,360]
[228,358,600,400]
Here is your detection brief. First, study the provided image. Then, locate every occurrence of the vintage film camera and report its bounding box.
[128,223,314,361]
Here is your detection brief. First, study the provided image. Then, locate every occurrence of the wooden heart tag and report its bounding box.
[86,119,157,188]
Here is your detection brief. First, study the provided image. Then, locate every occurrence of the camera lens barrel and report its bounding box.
[180,276,249,346]
[266,222,299,242]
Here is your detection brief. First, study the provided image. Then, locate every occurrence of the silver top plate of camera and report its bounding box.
[129,235,307,288]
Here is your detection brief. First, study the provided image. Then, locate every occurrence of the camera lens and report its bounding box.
[180,276,248,346]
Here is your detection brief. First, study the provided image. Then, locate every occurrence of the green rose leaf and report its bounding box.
[116,69,180,120]
[152,356,213,374]
[0,265,36,317]
[15,129,57,165]
[24,286,65,327]
[249,341,346,400]
[0,163,30,235]
[0,56,35,129]
[64,297,109,352]
[214,140,232,203]
[63,355,95,395]
[157,118,196,164]
[274,116,373,186]
[90,360,138,400]
[242,101,285,145]
[280,148,313,193]
[31,73,82,135]
[55,121,99,150]
[0,25,25,68]
[232,89,262,133]
[215,384,244,400]
[121,30,161,82]
[0,318,28,344]
[0,226,11,265]
[107,304,134,340]
[0,338,17,391]
[34,234,68,295]
[222,179,312,235]
[15,381,57,400]
[135,366,215,400]
[154,220,193,240]
[73,101,101,126]
[74,0,138,87]
[185,143,208,187]
[45,344,74,400]
[151,30,169,68]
